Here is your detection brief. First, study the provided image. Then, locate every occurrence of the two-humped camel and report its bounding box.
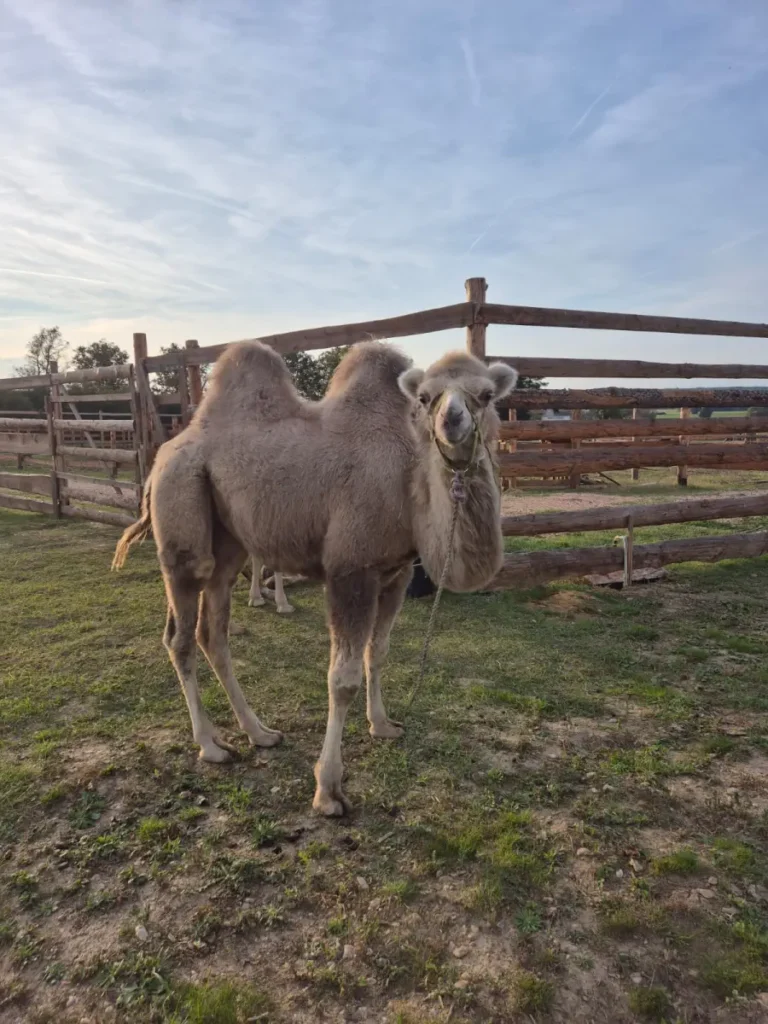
[113,341,516,815]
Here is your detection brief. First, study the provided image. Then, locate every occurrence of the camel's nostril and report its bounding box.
[444,407,464,427]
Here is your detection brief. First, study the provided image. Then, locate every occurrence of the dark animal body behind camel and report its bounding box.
[113,340,517,815]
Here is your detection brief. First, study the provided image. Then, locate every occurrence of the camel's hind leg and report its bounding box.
[162,571,238,764]
[248,556,266,608]
[313,570,378,816]
[366,564,412,740]
[198,532,283,748]
[273,572,295,615]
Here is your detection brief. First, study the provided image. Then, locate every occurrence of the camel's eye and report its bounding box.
[418,391,430,407]
[480,388,494,405]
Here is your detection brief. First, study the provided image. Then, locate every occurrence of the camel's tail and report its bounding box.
[112,474,153,570]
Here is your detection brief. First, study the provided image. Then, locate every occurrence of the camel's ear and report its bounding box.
[488,362,518,399]
[398,367,425,401]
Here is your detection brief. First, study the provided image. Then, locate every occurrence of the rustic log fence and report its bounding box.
[2,276,768,586]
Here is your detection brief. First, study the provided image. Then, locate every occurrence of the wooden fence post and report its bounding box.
[49,361,68,509]
[465,278,487,359]
[185,339,203,411]
[133,332,163,471]
[631,409,640,481]
[569,409,581,488]
[128,365,144,487]
[45,396,61,518]
[678,407,690,486]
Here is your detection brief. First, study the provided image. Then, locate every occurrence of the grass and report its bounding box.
[3,494,768,1021]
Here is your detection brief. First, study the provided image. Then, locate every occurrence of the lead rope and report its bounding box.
[402,470,466,715]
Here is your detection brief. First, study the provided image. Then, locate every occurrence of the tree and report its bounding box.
[284,346,350,400]
[15,326,68,377]
[151,343,210,396]
[69,340,129,393]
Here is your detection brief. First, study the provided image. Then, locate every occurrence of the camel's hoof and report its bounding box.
[313,788,352,817]
[369,719,404,740]
[247,728,283,749]
[248,596,267,608]
[198,740,236,763]
[276,604,295,615]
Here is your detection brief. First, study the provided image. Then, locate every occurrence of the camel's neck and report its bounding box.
[411,429,504,592]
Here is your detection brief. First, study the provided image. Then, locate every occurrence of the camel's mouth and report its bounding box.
[432,390,474,447]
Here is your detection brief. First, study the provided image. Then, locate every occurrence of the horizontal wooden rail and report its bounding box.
[60,505,135,528]
[60,392,132,404]
[0,472,52,496]
[501,493,768,537]
[499,415,768,442]
[61,476,139,511]
[0,417,47,430]
[144,303,473,369]
[508,387,768,411]
[498,443,768,477]
[0,493,54,515]
[491,356,768,379]
[58,472,140,495]
[482,303,768,340]
[0,364,132,392]
[53,418,133,432]
[57,445,137,465]
[492,530,768,588]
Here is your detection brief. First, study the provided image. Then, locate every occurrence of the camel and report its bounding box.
[112,341,517,816]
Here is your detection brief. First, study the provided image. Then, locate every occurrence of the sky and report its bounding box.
[1,0,768,387]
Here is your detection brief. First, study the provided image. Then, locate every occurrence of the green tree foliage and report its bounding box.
[15,326,68,377]
[283,346,350,400]
[69,341,130,394]
[151,343,210,396]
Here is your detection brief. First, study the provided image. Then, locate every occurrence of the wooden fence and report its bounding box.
[3,276,768,586]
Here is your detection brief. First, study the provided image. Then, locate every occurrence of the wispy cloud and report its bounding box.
[459,37,481,107]
[0,0,767,371]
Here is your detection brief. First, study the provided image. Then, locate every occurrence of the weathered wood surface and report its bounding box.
[60,505,135,528]
[0,432,51,455]
[501,493,768,537]
[499,415,768,442]
[507,388,768,411]
[0,417,47,430]
[0,472,52,496]
[482,304,768,339]
[60,476,140,511]
[491,530,768,588]
[0,493,54,514]
[491,356,768,379]
[60,392,132,404]
[466,278,487,360]
[0,365,132,392]
[57,445,137,465]
[53,418,133,432]
[144,303,473,368]
[498,444,768,476]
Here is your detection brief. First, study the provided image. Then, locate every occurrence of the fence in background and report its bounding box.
[3,276,768,585]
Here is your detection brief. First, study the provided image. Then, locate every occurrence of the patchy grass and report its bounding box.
[3,506,768,1020]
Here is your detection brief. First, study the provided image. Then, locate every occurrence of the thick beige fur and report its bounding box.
[113,340,516,815]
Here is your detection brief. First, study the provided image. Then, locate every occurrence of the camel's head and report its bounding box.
[398,351,518,451]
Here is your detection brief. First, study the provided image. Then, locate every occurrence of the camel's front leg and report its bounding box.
[248,556,266,608]
[314,571,378,816]
[366,564,412,739]
[273,572,295,615]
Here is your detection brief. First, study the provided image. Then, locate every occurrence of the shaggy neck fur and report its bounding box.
[410,418,503,592]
